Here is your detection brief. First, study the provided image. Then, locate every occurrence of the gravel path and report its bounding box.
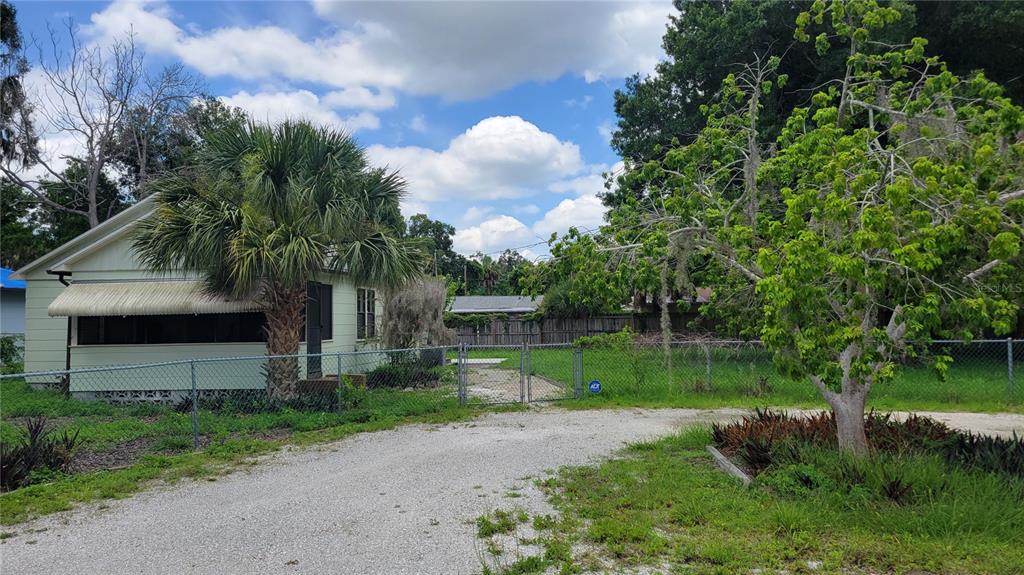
[2,408,1021,575]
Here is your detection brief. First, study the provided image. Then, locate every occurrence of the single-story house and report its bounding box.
[11,196,384,398]
[0,267,26,336]
[449,295,542,317]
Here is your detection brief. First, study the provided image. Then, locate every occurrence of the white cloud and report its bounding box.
[453,215,535,254]
[367,116,583,204]
[87,1,406,92]
[462,206,493,224]
[597,120,615,144]
[532,195,607,239]
[322,86,396,110]
[219,90,380,132]
[549,161,622,196]
[409,114,427,133]
[314,1,671,99]
[90,0,671,102]
[515,204,540,215]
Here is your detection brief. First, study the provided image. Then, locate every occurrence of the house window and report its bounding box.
[77,313,267,345]
[357,288,376,339]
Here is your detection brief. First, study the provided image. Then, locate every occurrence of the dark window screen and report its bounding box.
[77,313,267,345]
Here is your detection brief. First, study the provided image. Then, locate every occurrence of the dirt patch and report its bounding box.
[69,428,295,473]
[71,438,160,473]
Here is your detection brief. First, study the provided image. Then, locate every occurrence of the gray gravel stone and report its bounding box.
[1,407,1019,575]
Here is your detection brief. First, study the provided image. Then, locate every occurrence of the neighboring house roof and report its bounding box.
[48,280,259,317]
[0,268,26,290]
[10,196,156,280]
[450,295,542,314]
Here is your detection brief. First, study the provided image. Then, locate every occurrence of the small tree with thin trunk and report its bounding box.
[133,121,423,400]
[602,0,1023,454]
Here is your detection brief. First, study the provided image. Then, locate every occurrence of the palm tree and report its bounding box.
[133,121,422,399]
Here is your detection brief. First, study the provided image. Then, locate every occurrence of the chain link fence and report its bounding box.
[0,339,1018,482]
[0,347,457,463]
[455,339,1020,409]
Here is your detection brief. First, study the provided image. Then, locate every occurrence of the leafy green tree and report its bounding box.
[523,230,627,317]
[0,180,44,269]
[0,0,36,166]
[602,0,1023,454]
[34,159,133,247]
[133,121,423,398]
[114,95,245,192]
[406,213,467,278]
[610,0,1024,208]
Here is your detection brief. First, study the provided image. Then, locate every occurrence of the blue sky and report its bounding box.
[15,1,672,258]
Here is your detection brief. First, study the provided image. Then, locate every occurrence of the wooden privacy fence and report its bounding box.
[451,312,707,345]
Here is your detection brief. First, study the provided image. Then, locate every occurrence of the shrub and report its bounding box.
[713,409,1023,481]
[0,416,81,491]
[366,360,442,389]
[337,375,367,410]
[945,432,1024,478]
[574,327,635,350]
[0,334,24,374]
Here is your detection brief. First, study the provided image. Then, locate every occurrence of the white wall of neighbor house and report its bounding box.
[21,232,389,391]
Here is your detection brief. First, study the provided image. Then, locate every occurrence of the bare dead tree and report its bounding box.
[1,20,199,227]
[120,62,201,190]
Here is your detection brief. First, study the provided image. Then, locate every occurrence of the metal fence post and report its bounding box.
[1009,338,1016,402]
[573,346,583,399]
[457,344,467,407]
[189,360,199,450]
[342,349,350,411]
[519,342,527,404]
[526,342,532,403]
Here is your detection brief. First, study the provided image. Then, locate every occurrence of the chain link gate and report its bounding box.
[456,343,580,406]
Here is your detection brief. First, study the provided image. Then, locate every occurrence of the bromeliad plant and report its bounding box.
[586,0,1024,454]
[133,121,424,399]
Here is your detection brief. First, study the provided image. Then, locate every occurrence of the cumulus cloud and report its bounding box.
[87,1,405,91]
[367,115,583,204]
[219,90,380,132]
[314,0,671,99]
[89,0,671,101]
[549,161,622,196]
[531,194,607,239]
[453,215,535,254]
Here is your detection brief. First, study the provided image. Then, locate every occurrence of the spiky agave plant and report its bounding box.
[133,121,423,399]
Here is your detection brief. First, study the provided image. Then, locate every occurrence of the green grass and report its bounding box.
[464,346,1021,412]
[480,427,1024,574]
[0,377,492,525]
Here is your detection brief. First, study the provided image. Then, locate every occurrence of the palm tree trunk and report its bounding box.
[263,285,305,401]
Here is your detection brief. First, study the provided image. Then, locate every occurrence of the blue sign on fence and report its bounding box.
[588,380,602,394]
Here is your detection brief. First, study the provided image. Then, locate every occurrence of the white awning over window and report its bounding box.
[48,281,261,317]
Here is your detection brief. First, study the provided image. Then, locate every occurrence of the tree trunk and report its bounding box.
[263,285,306,401]
[829,388,869,456]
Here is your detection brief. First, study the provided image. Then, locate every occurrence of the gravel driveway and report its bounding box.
[2,408,1021,575]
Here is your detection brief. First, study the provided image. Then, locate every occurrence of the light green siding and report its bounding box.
[20,230,374,391]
